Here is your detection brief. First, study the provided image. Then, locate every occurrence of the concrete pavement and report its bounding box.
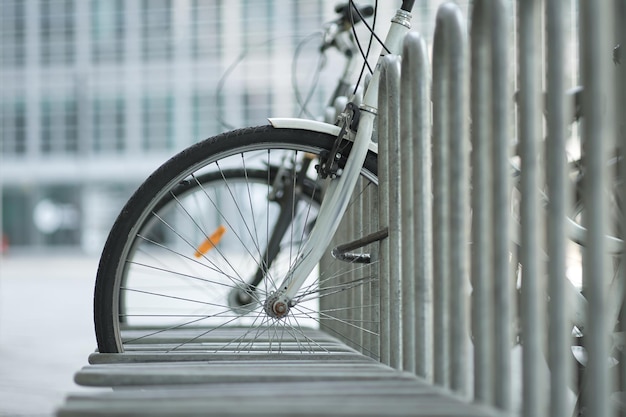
[0,253,104,417]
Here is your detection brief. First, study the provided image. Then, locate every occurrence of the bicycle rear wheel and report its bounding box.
[94,125,379,354]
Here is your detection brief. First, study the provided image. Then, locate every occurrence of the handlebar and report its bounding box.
[401,0,415,12]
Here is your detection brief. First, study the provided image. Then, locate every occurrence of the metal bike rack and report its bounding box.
[369,1,624,416]
[56,2,626,416]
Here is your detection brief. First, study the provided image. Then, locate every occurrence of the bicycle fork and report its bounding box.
[236,7,412,320]
[266,108,379,319]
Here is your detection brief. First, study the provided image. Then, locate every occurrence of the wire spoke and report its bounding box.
[297,276,377,304]
[122,309,244,346]
[290,304,379,359]
[187,173,268,285]
[126,257,251,296]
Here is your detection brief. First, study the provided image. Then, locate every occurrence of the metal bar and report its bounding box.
[518,0,545,414]
[580,1,615,416]
[431,3,470,393]
[319,182,333,337]
[545,1,570,416]
[378,61,391,367]
[431,5,452,389]
[442,3,470,397]
[333,213,347,340]
[368,186,381,361]
[346,191,356,350]
[402,32,433,382]
[432,8,450,387]
[399,42,416,374]
[469,0,495,405]
[361,179,373,358]
[617,0,626,403]
[383,54,403,371]
[361,177,378,356]
[353,177,364,354]
[490,0,513,412]
[331,228,389,262]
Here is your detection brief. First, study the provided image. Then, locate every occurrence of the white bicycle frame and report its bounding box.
[264,7,413,312]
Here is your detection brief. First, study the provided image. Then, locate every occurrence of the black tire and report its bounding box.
[94,125,379,353]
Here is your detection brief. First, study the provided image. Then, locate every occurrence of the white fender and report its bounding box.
[268,117,378,155]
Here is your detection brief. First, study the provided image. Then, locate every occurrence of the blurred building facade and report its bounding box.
[0,0,340,253]
[1,0,458,253]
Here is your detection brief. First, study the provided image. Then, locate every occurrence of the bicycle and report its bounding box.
[94,1,412,354]
[91,9,624,412]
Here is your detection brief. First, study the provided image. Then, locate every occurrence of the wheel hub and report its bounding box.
[264,293,291,319]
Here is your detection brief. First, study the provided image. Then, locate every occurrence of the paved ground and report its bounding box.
[0,252,561,416]
[0,253,106,417]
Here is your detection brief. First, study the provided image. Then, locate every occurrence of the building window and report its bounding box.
[142,0,172,62]
[40,98,78,154]
[1,1,26,68]
[192,93,218,140]
[40,0,75,66]
[41,101,53,153]
[142,95,173,151]
[1,102,26,155]
[65,100,78,152]
[93,97,125,153]
[91,0,125,64]
[191,0,221,60]
[242,0,272,54]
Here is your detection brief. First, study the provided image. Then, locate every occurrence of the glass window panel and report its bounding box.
[40,0,75,66]
[142,95,173,150]
[192,92,219,140]
[91,0,125,63]
[191,0,221,60]
[93,97,125,153]
[1,2,26,67]
[40,98,78,154]
[1,101,26,154]
[142,0,172,62]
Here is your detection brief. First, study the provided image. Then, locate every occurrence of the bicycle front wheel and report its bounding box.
[94,125,379,355]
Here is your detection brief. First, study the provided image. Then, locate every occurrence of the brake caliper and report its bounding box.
[316,102,360,179]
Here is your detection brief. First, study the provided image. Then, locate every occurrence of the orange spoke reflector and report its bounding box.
[194,225,227,258]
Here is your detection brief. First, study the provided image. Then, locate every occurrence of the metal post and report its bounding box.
[442,4,470,397]
[617,0,626,406]
[431,3,470,393]
[490,0,513,412]
[518,0,545,414]
[319,188,333,337]
[352,177,364,354]
[382,55,403,371]
[580,2,615,416]
[402,32,433,381]
[378,62,391,366]
[545,1,570,416]
[368,186,381,361]
[399,62,417,372]
[431,5,451,389]
[345,193,355,349]
[469,0,495,405]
